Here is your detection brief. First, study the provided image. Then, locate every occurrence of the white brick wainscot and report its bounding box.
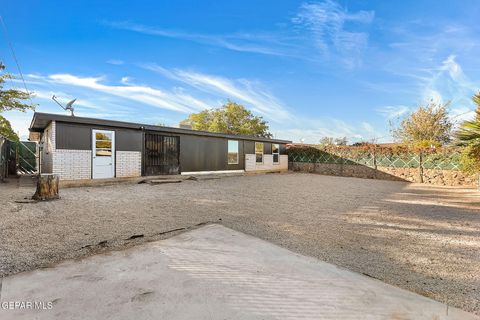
[53,150,92,180]
[116,151,142,178]
[245,154,288,172]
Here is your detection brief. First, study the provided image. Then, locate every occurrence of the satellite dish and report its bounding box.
[65,99,76,111]
[52,95,75,116]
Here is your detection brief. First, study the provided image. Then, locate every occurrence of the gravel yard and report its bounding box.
[1,172,479,314]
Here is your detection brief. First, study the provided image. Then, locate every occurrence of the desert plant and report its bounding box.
[456,93,480,175]
[392,102,453,148]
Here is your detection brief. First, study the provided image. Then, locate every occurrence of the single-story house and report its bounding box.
[28,112,291,180]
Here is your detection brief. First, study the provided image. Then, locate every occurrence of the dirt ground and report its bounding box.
[1,172,479,314]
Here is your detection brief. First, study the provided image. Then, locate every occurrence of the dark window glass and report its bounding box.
[272,143,279,163]
[255,142,263,163]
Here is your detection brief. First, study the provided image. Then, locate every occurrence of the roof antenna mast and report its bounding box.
[52,95,76,116]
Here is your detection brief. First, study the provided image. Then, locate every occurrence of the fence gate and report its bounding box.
[0,136,8,180]
[143,132,180,175]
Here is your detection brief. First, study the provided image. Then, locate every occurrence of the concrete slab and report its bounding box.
[0,224,477,320]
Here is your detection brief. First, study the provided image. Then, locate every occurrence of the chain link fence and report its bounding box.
[287,145,463,171]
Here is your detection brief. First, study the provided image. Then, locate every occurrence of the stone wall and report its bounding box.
[289,162,477,187]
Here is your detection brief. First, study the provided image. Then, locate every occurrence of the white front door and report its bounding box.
[92,129,115,179]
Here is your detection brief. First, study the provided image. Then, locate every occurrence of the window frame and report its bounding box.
[227,140,239,165]
[272,143,280,164]
[255,142,264,163]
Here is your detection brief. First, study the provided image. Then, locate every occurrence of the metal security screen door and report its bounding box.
[92,129,115,179]
[143,132,180,175]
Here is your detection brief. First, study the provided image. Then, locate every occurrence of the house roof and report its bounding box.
[29,112,292,144]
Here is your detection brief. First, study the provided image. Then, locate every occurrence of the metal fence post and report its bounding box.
[419,151,424,183]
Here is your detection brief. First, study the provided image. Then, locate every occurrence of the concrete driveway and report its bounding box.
[0,224,476,320]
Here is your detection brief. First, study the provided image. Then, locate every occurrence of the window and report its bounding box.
[95,132,112,156]
[228,140,239,164]
[255,142,263,163]
[272,143,279,164]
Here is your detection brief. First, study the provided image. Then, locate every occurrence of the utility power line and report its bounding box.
[0,14,35,107]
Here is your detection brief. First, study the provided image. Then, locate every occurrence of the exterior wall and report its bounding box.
[244,141,255,155]
[289,162,477,187]
[179,134,246,172]
[40,121,55,174]
[44,120,290,177]
[55,122,142,151]
[245,154,288,172]
[50,122,143,180]
[53,149,91,180]
[179,135,288,173]
[116,151,141,177]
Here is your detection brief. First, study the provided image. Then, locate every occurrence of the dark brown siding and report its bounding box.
[264,142,272,154]
[244,141,255,154]
[178,134,245,172]
[55,122,142,151]
[56,123,91,150]
[116,130,142,151]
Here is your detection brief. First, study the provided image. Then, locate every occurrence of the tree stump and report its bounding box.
[33,174,60,201]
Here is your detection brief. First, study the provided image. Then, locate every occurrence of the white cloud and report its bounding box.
[422,88,443,105]
[33,90,103,110]
[143,64,292,122]
[46,74,210,113]
[292,1,374,67]
[375,55,478,129]
[361,122,375,134]
[441,55,464,81]
[120,76,131,84]
[106,21,292,57]
[274,115,383,144]
[376,105,411,119]
[105,1,374,66]
[421,55,478,120]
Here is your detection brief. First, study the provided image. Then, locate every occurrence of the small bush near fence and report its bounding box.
[286,144,463,171]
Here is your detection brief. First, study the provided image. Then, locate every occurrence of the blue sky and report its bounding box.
[1,0,480,143]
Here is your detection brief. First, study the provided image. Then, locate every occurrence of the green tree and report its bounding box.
[456,93,480,175]
[0,62,35,140]
[180,101,272,138]
[392,102,453,148]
